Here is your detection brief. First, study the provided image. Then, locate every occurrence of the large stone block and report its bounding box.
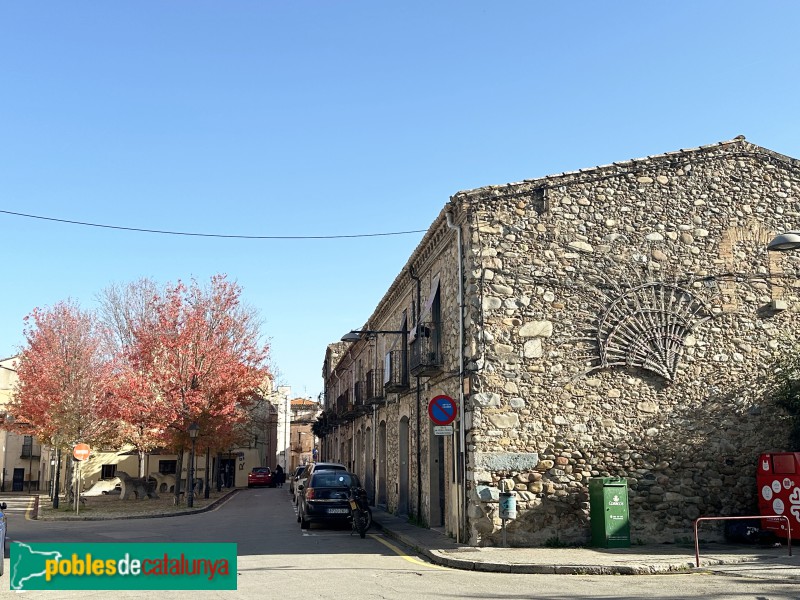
[474,452,539,472]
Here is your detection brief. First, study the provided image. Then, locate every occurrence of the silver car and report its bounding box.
[0,501,7,576]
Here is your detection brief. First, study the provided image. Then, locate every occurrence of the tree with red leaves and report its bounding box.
[9,299,118,450]
[124,275,271,503]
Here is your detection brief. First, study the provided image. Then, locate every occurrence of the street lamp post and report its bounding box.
[187,423,200,508]
[52,448,61,509]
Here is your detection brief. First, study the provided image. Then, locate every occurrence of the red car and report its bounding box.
[247,467,274,488]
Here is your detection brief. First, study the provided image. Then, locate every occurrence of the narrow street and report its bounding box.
[3,488,797,599]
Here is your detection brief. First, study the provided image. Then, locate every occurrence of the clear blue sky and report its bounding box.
[2,2,798,399]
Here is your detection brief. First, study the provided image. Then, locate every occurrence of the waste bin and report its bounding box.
[589,477,630,548]
[499,491,517,520]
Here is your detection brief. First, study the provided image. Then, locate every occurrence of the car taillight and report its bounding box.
[305,487,315,499]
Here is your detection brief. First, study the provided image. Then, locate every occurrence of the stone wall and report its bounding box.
[459,138,800,544]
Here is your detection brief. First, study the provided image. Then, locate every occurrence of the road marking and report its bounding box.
[369,534,449,570]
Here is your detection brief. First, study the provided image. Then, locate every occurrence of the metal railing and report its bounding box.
[693,515,792,567]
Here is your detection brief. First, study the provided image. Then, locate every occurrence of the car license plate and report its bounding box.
[328,508,349,514]
[348,500,358,510]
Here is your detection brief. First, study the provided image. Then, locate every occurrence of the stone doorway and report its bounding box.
[399,416,409,516]
[378,421,387,506]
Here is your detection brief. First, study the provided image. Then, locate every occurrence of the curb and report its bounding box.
[34,489,240,521]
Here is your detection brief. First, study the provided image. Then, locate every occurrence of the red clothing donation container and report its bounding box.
[757,452,800,540]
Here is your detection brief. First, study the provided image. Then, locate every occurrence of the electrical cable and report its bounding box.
[0,209,426,240]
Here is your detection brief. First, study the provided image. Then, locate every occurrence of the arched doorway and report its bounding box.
[365,425,374,504]
[355,427,363,478]
[378,421,387,506]
[399,416,409,516]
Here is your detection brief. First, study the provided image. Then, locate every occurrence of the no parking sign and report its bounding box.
[428,395,457,426]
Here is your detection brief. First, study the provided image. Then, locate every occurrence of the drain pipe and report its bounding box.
[409,266,423,524]
[446,209,466,543]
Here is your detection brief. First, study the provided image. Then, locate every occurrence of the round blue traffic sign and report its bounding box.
[428,395,457,426]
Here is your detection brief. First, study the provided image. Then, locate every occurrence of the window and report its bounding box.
[21,436,33,458]
[101,464,117,479]
[158,460,177,475]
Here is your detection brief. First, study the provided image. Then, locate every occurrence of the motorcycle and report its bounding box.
[348,485,371,538]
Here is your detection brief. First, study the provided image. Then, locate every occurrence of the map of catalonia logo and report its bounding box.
[10,542,237,590]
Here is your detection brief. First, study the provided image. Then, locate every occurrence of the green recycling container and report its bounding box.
[589,477,630,548]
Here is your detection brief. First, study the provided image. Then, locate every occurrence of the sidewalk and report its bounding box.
[369,507,800,578]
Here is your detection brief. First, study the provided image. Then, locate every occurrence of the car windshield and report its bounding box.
[252,468,270,474]
[311,472,354,488]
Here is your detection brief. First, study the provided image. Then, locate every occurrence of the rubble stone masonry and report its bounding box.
[458,138,800,545]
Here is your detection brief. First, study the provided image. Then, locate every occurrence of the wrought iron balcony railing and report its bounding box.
[409,322,443,377]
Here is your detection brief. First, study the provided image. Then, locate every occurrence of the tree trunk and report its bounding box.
[173,449,184,506]
[204,449,211,498]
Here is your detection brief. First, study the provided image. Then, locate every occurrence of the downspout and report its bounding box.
[446,209,466,543]
[409,266,422,523]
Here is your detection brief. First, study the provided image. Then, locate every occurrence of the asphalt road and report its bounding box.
[3,489,799,599]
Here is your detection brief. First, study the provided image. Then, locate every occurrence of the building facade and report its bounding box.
[288,398,320,472]
[321,137,800,546]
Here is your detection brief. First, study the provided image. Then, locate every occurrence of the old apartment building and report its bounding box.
[321,137,800,546]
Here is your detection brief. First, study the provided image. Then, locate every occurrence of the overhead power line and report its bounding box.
[0,209,426,240]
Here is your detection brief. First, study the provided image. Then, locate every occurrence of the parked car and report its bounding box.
[298,470,363,530]
[294,462,347,505]
[247,467,274,488]
[289,466,305,501]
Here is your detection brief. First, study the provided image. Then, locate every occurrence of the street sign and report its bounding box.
[428,395,457,426]
[434,425,454,436]
[72,443,91,461]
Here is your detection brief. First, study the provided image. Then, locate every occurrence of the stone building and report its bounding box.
[320,136,800,546]
[289,397,320,471]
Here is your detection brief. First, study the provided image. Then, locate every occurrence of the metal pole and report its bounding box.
[187,438,196,508]
[75,461,80,516]
[53,448,61,509]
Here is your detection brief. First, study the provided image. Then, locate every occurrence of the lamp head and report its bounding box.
[768,231,800,252]
[188,422,200,439]
[340,331,362,342]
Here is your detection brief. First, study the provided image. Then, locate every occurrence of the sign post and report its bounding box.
[428,395,457,430]
[72,443,91,516]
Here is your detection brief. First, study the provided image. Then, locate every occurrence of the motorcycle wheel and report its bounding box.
[355,510,367,539]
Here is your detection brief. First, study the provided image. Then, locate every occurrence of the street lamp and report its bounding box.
[187,422,200,508]
[768,231,800,252]
[341,329,406,342]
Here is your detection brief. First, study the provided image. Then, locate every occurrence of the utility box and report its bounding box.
[589,477,630,548]
[757,452,800,540]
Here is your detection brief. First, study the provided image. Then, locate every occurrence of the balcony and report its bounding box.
[354,380,366,405]
[410,322,443,377]
[366,368,385,403]
[384,350,409,392]
[335,391,350,417]
[21,443,41,459]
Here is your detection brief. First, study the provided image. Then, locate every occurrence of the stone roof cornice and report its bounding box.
[452,136,799,202]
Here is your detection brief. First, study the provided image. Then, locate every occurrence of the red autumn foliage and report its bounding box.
[123,275,271,453]
[9,299,118,448]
